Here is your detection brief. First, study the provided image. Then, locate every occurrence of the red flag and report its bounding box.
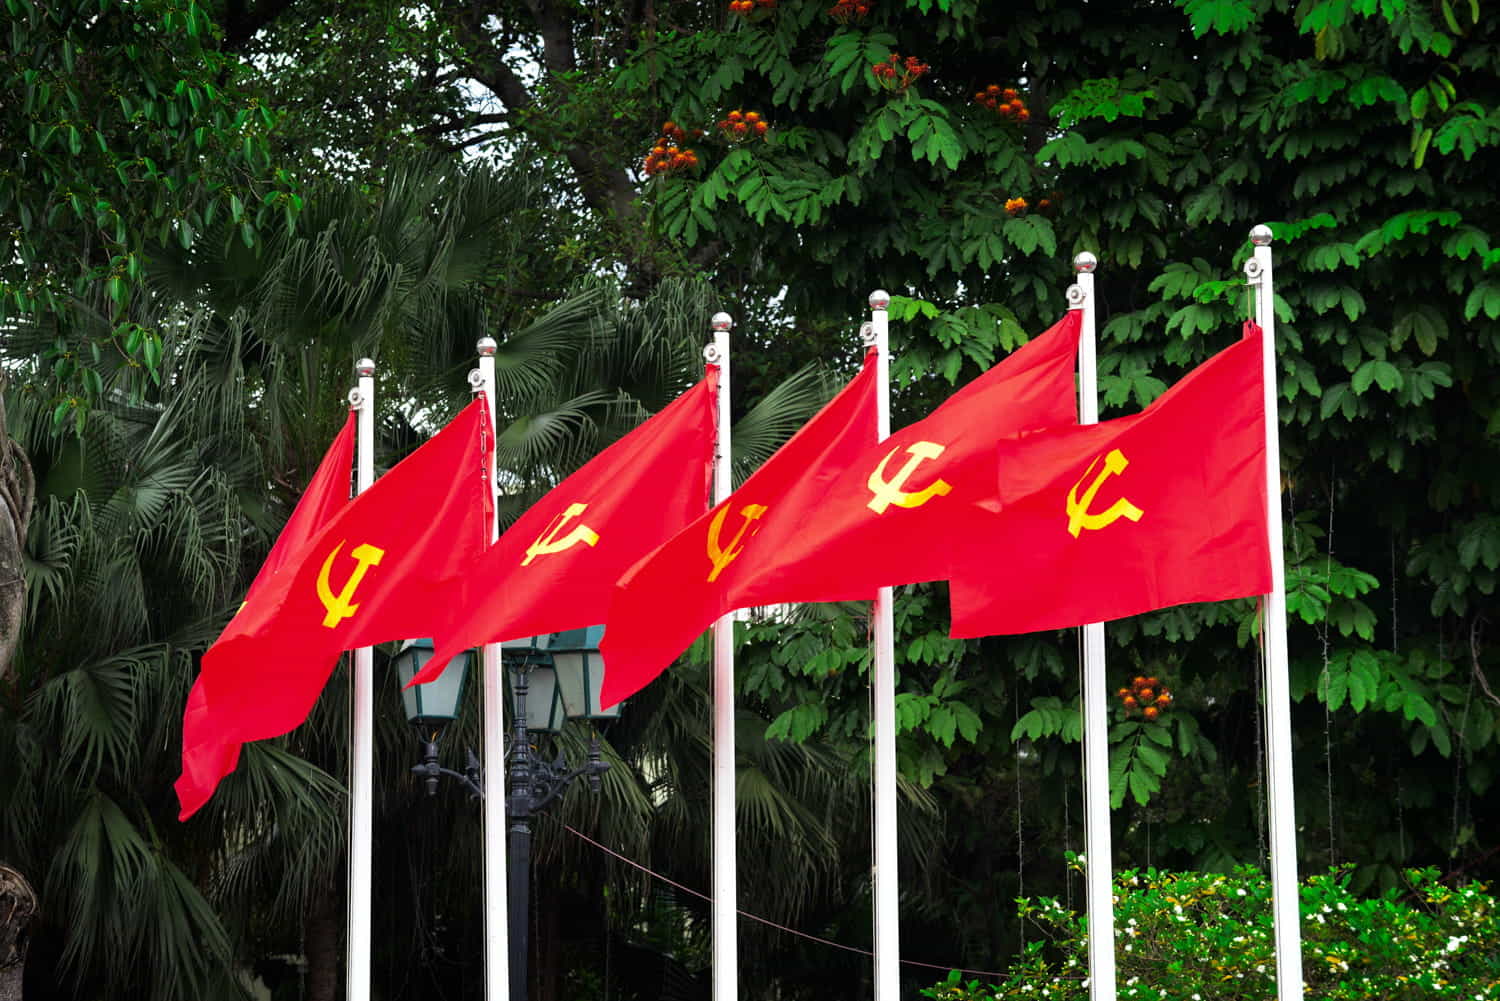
[722,311,1080,601]
[176,399,494,819]
[949,323,1271,637]
[414,371,718,683]
[176,411,354,818]
[599,353,880,708]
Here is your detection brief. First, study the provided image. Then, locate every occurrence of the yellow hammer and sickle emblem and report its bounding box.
[705,503,768,582]
[316,540,387,628]
[522,502,600,566]
[1065,448,1145,537]
[866,440,953,514]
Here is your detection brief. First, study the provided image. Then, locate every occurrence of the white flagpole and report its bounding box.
[347,359,376,1001]
[474,337,511,1001]
[1245,225,1304,1000]
[708,313,739,1001]
[867,290,901,1001]
[1070,254,1118,1001]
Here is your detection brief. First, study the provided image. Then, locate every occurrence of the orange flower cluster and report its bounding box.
[871,53,928,92]
[1004,196,1028,216]
[975,84,1030,122]
[728,0,776,13]
[827,0,871,22]
[718,109,769,141]
[643,121,699,177]
[1117,675,1174,721]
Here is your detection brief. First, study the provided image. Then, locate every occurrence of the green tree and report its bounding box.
[153,0,1500,990]
[563,0,1500,986]
[0,0,296,422]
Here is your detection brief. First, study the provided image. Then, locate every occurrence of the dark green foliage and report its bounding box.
[611,0,1500,986]
[923,866,1500,1000]
[4,0,1500,997]
[0,0,295,426]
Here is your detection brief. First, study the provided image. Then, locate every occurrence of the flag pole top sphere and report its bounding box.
[711,312,734,332]
[868,289,891,310]
[476,336,497,357]
[1250,224,1274,246]
[355,358,375,377]
[1073,252,1098,274]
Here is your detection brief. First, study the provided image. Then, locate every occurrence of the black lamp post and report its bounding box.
[394,630,619,1001]
[392,638,483,797]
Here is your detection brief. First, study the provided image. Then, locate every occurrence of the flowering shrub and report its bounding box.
[728,0,776,15]
[921,866,1500,1000]
[642,121,700,176]
[717,109,769,142]
[974,84,1030,123]
[1004,197,1028,217]
[1118,674,1174,720]
[871,53,929,92]
[827,0,871,22]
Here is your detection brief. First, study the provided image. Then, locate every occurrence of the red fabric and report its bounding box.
[948,323,1271,637]
[600,353,880,708]
[176,411,354,819]
[734,311,1080,600]
[176,399,494,819]
[416,372,718,682]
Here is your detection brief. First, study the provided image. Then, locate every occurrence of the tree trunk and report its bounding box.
[0,383,35,681]
[303,891,342,1001]
[0,863,37,1001]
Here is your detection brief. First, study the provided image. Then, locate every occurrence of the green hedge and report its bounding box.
[924,865,1499,1000]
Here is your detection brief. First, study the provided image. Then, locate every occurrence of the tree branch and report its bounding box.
[414,110,511,137]
[0,384,35,682]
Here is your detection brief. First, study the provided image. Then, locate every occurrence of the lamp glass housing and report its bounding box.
[394,638,471,737]
[504,636,566,734]
[549,625,621,721]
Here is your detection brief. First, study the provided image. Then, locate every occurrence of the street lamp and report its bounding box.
[393,630,620,1001]
[393,638,482,797]
[502,631,614,1001]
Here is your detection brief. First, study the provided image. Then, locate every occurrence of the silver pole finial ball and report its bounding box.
[1073,251,1098,273]
[868,289,891,310]
[711,312,734,332]
[355,358,376,377]
[1250,224,1274,246]
[476,336,498,357]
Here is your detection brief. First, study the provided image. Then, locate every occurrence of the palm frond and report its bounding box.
[50,791,239,1001]
[204,743,347,927]
[730,363,834,484]
[28,649,147,781]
